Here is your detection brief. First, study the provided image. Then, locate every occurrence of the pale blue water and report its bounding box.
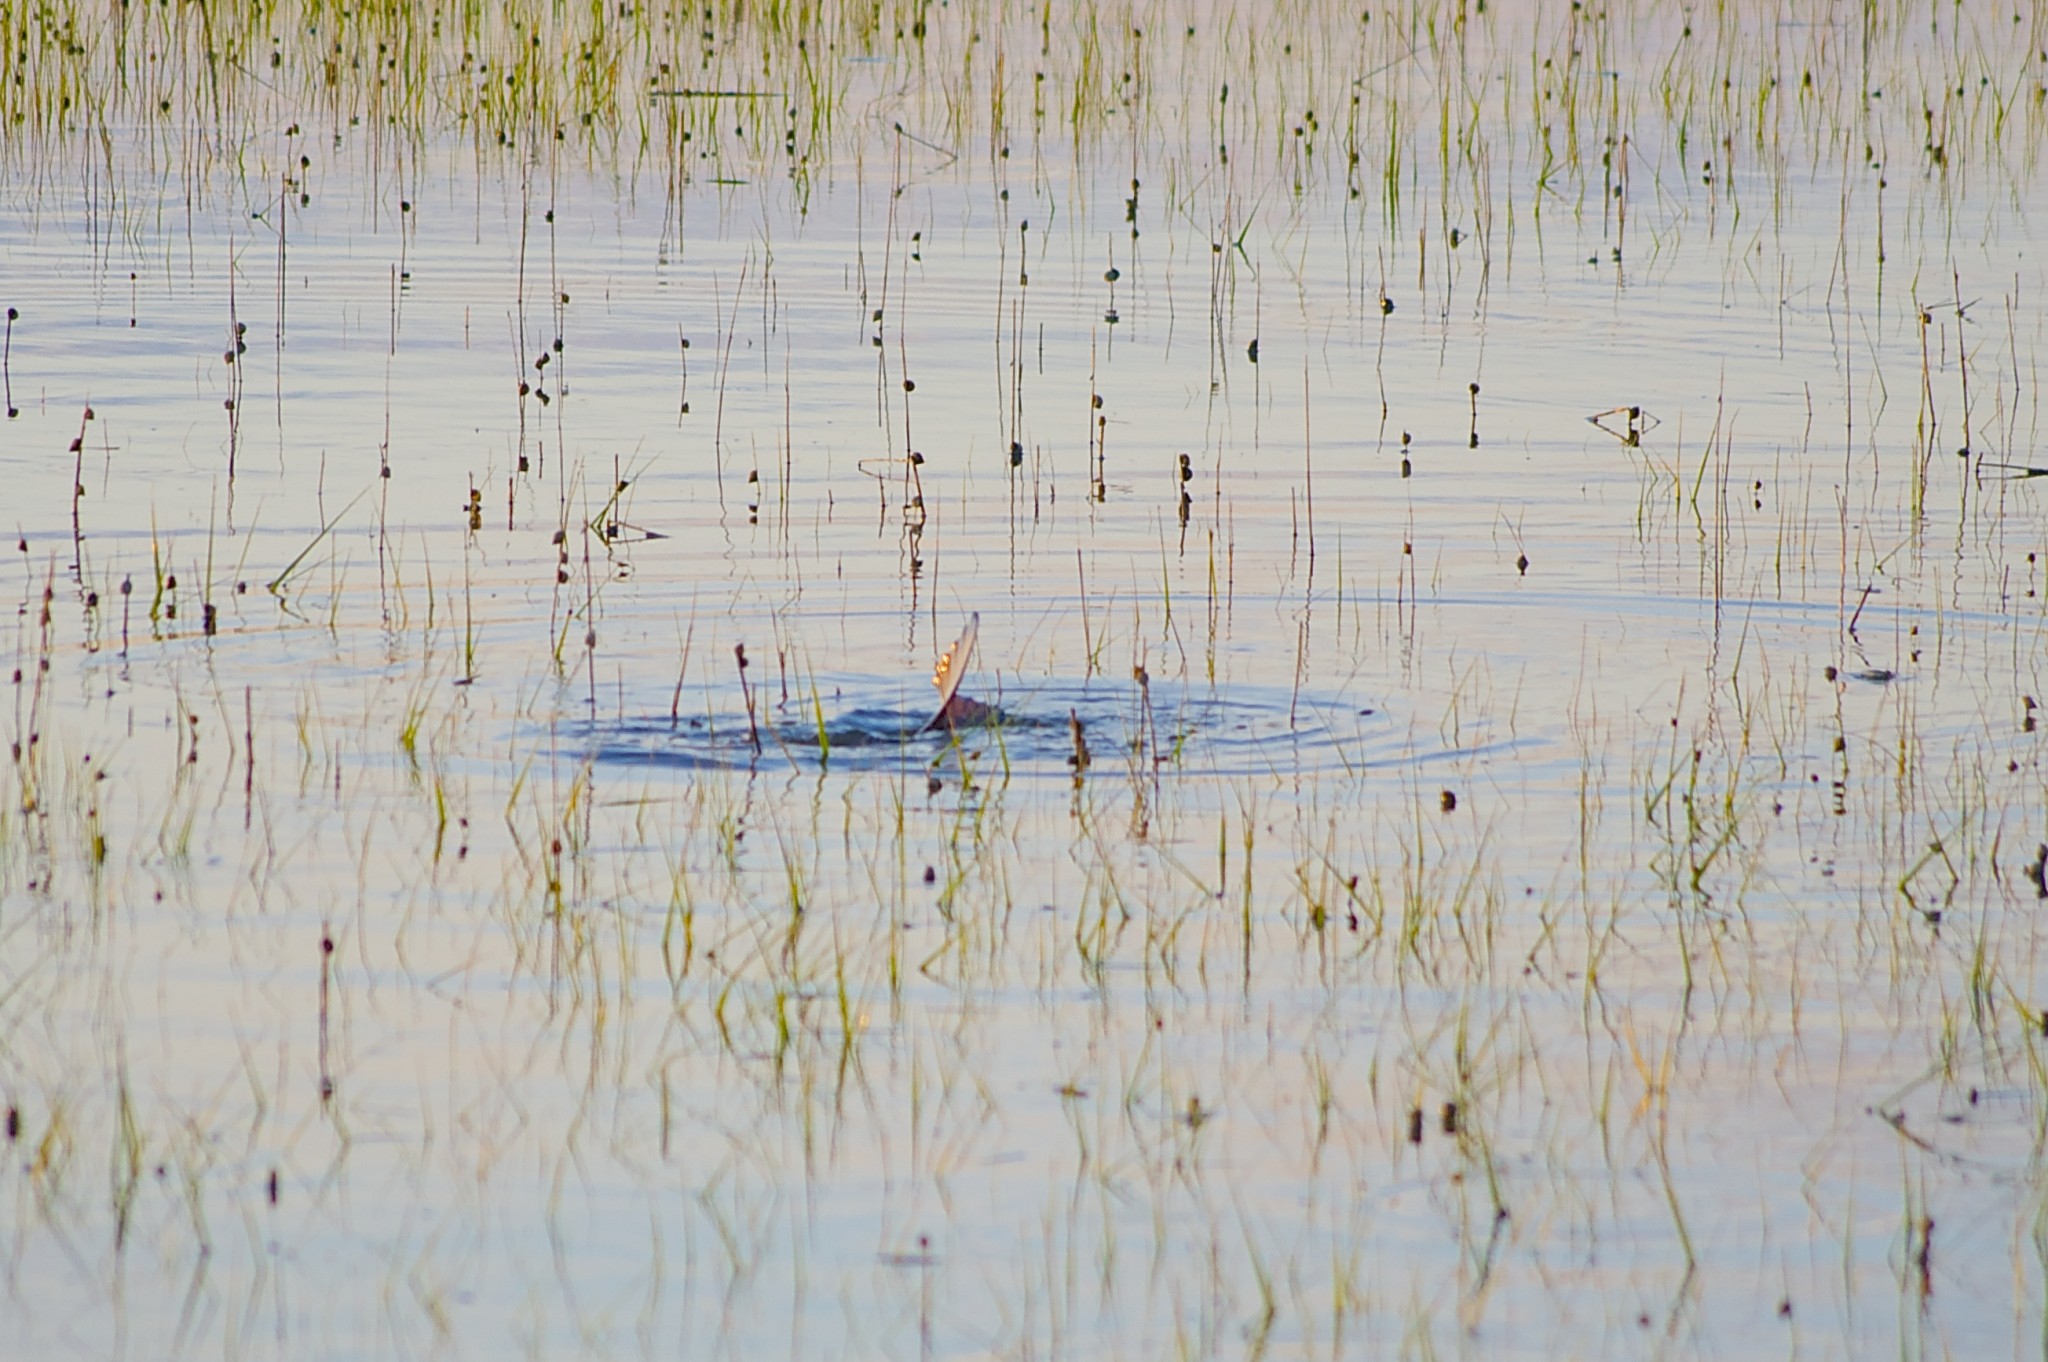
[1,4,2045,1359]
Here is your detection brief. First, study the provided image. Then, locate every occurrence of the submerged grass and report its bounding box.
[1,0,2046,1358]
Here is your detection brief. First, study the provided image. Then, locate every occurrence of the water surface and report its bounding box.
[2,3,2045,1358]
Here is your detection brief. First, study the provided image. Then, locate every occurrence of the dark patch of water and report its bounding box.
[582,676,1420,777]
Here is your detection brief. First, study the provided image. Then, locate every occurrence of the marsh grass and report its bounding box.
[1,0,2047,1358]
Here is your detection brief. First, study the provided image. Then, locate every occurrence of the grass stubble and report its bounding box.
[1,0,2047,1358]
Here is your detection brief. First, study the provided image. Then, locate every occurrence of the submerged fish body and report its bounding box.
[931,691,998,730]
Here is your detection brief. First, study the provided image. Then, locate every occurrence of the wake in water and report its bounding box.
[576,613,1437,777]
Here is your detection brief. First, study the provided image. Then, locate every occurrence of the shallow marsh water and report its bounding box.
[2,2,2046,1358]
